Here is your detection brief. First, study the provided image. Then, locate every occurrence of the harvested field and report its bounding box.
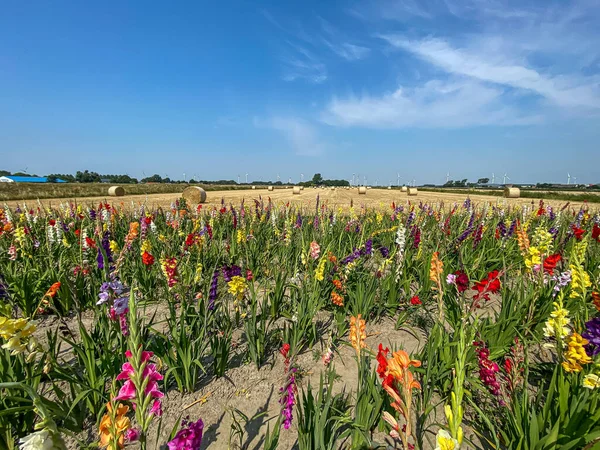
[4,186,597,211]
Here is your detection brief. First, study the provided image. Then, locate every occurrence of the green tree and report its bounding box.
[312,173,324,185]
[477,178,490,184]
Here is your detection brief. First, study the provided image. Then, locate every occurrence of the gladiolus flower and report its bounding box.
[99,403,130,449]
[349,315,367,355]
[410,296,422,306]
[473,270,501,301]
[592,223,600,242]
[562,333,592,372]
[543,254,561,274]
[141,251,154,266]
[45,282,61,298]
[167,418,204,450]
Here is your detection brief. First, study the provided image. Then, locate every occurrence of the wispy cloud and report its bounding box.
[255,116,325,156]
[261,10,370,83]
[322,79,541,128]
[280,42,328,83]
[380,36,600,110]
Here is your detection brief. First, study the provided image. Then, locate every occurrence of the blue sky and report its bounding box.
[1,0,599,185]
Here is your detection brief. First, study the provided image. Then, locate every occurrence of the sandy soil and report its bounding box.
[4,186,594,211]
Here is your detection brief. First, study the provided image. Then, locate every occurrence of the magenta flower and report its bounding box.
[167,418,204,450]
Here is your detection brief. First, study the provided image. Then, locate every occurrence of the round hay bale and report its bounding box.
[268,186,274,191]
[293,186,301,195]
[252,186,256,190]
[504,187,520,198]
[300,186,304,190]
[407,187,418,196]
[182,186,207,204]
[358,186,367,195]
[388,186,392,190]
[108,186,125,197]
[331,187,335,190]
[401,186,408,192]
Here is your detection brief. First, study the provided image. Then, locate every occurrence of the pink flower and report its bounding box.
[309,241,320,260]
[149,399,163,417]
[114,380,136,401]
[167,418,204,450]
[125,428,141,442]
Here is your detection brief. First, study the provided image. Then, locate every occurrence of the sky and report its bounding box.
[1,0,599,185]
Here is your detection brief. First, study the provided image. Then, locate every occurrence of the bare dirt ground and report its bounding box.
[3,187,594,211]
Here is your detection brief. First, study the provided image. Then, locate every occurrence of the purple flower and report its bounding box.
[582,317,600,357]
[406,212,416,227]
[507,219,517,238]
[472,224,483,249]
[412,226,421,249]
[279,367,297,429]
[379,246,389,258]
[295,212,302,229]
[222,265,241,282]
[113,297,129,315]
[497,221,507,238]
[209,270,219,310]
[167,418,204,450]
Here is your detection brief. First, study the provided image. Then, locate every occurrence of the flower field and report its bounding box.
[1,195,600,450]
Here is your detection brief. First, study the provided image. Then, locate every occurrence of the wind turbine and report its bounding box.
[277,173,280,182]
[183,173,186,182]
[375,179,378,187]
[446,172,450,183]
[412,178,416,187]
[397,173,401,187]
[288,177,292,184]
[503,173,510,184]
[567,173,571,185]
[491,173,495,184]
[573,176,577,185]
[300,173,304,183]
[245,173,248,184]
[237,174,240,184]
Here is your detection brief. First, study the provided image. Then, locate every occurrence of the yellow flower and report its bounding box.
[525,246,542,269]
[109,240,119,253]
[543,302,570,340]
[314,256,326,281]
[532,227,553,254]
[236,229,245,244]
[227,276,247,301]
[562,333,592,372]
[0,317,37,355]
[349,314,366,355]
[569,264,591,299]
[583,374,600,389]
[435,429,459,450]
[140,239,151,254]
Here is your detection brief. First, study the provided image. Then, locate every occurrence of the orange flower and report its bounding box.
[429,252,444,287]
[99,403,130,449]
[333,279,343,291]
[349,315,367,355]
[387,350,422,389]
[3,222,13,233]
[45,282,61,298]
[328,252,337,264]
[593,292,600,312]
[331,291,344,307]
[516,229,530,254]
[126,222,139,241]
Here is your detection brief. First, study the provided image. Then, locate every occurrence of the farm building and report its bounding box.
[4,176,66,183]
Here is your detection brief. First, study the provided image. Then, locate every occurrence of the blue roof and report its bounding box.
[7,176,66,183]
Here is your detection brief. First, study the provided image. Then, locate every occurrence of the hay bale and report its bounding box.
[268,186,274,191]
[108,186,125,197]
[407,187,418,196]
[388,186,392,190]
[504,187,520,198]
[358,186,367,194]
[293,186,301,195]
[182,186,207,204]
[331,187,335,190]
[401,186,408,192]
[252,186,256,190]
[300,186,304,190]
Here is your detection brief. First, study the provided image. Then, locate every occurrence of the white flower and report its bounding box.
[19,429,66,450]
[434,429,459,450]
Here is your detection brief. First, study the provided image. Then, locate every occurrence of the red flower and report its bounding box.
[280,343,290,359]
[572,225,585,240]
[85,237,96,249]
[142,251,155,266]
[45,282,61,298]
[454,271,469,293]
[246,269,254,281]
[536,208,545,216]
[185,233,195,248]
[144,217,152,225]
[376,344,389,379]
[543,254,561,274]
[48,219,56,226]
[74,229,81,237]
[473,270,501,300]
[410,296,422,305]
[592,223,600,242]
